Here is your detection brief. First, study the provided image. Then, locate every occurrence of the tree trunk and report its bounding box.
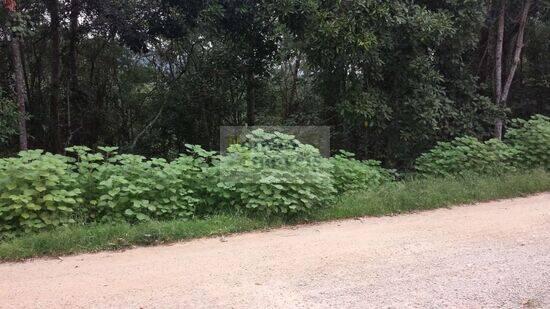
[4,0,28,150]
[246,72,256,126]
[67,0,81,145]
[10,39,28,150]
[68,0,80,99]
[288,57,300,118]
[493,0,532,139]
[46,0,63,153]
[500,0,531,104]
[493,0,506,139]
[281,56,301,119]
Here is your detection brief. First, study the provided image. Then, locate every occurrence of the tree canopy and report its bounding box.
[1,0,548,168]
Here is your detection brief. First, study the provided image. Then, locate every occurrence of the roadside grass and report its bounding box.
[1,169,549,262]
[312,169,550,220]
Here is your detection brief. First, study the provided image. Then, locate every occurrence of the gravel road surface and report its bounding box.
[1,193,549,308]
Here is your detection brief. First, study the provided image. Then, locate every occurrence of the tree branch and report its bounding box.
[501,0,532,103]
[129,105,164,150]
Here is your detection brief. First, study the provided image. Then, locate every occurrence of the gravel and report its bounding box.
[1,193,549,308]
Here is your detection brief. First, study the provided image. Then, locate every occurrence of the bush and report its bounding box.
[3,120,547,237]
[330,150,394,194]
[0,150,82,235]
[67,146,205,223]
[505,114,550,169]
[0,91,19,146]
[415,136,518,176]
[208,129,335,217]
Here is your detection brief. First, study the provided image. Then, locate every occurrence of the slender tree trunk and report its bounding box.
[501,0,531,104]
[493,0,532,139]
[246,71,256,126]
[67,0,81,145]
[46,0,63,153]
[10,39,28,150]
[68,0,80,98]
[494,0,505,139]
[19,39,31,108]
[4,0,28,150]
[288,57,300,117]
[31,48,47,148]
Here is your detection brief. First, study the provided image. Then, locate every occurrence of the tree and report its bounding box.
[276,0,481,165]
[0,0,547,167]
[44,0,63,152]
[491,0,533,139]
[207,0,278,126]
[508,0,550,118]
[3,0,28,150]
[66,0,81,146]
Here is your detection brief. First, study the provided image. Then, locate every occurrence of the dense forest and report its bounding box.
[1,0,549,168]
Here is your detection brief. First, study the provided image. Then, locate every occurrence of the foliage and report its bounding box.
[66,146,205,223]
[208,129,335,217]
[1,118,549,237]
[330,150,394,194]
[3,0,547,169]
[314,169,550,222]
[0,150,82,235]
[275,0,492,165]
[2,169,550,262]
[415,114,550,176]
[415,136,519,176]
[1,0,549,243]
[505,114,550,169]
[0,91,18,146]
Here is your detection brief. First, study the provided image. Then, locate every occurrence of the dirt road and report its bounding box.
[1,193,550,308]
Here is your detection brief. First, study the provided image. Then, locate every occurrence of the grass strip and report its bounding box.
[312,169,550,220]
[1,169,549,262]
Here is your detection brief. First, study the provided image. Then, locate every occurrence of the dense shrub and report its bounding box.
[330,150,394,194]
[208,130,335,217]
[415,114,550,176]
[67,146,205,223]
[505,114,550,169]
[0,150,82,234]
[3,119,547,236]
[415,136,519,176]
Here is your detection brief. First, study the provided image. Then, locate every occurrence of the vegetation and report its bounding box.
[416,115,550,176]
[330,151,394,194]
[0,0,549,261]
[1,169,549,262]
[415,137,519,176]
[312,169,550,221]
[1,117,548,238]
[0,91,18,145]
[67,146,205,223]
[208,130,336,217]
[1,1,548,169]
[0,150,82,234]
[0,130,389,235]
[506,115,550,169]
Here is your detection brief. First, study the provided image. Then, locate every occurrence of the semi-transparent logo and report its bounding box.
[220,126,330,157]
[218,126,331,183]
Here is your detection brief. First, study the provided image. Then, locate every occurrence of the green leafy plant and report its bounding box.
[208,129,335,217]
[505,114,550,169]
[0,150,82,235]
[330,150,394,194]
[415,136,519,176]
[0,91,19,146]
[67,147,205,223]
[4,119,547,239]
